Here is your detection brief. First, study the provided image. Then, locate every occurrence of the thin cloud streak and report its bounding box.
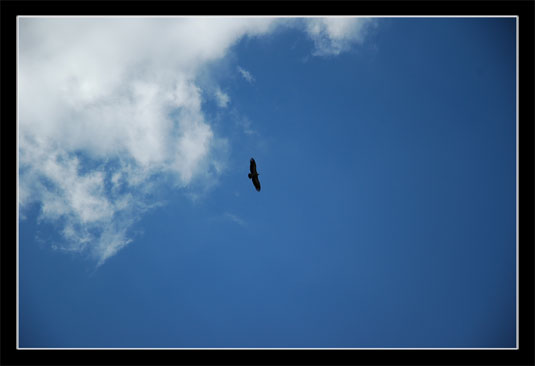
[224,212,246,226]
[237,66,255,83]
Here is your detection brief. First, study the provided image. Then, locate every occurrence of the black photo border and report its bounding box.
[1,1,533,365]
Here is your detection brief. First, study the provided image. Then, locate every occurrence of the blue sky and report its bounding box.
[18,17,516,348]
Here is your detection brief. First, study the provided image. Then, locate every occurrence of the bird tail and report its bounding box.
[248,173,252,179]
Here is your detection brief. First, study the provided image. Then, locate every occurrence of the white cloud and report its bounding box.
[18,17,375,266]
[224,212,246,226]
[18,17,280,266]
[214,87,230,108]
[237,66,255,83]
[304,17,375,56]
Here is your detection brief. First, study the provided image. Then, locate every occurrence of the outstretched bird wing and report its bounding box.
[249,158,261,191]
[252,175,261,191]
[250,158,257,175]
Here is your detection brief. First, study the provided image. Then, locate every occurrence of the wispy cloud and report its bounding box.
[18,17,376,266]
[224,212,246,226]
[237,66,255,83]
[303,17,376,56]
[214,87,230,108]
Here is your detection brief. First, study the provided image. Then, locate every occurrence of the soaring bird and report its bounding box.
[248,158,261,192]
